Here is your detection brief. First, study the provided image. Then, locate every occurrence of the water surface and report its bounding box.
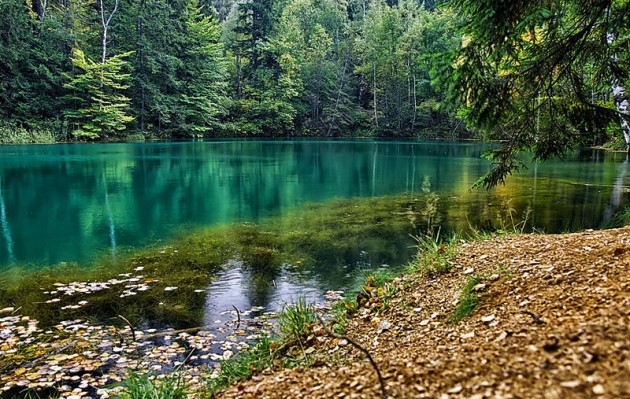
[0,140,628,270]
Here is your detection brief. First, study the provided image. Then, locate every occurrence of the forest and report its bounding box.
[0,0,469,140]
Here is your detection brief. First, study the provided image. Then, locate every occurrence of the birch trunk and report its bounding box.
[100,0,119,65]
[608,33,630,153]
[612,84,630,153]
[373,55,378,127]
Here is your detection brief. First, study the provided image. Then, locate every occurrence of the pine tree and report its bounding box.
[177,0,229,136]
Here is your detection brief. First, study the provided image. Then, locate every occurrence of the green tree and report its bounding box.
[64,49,134,139]
[439,0,630,187]
[176,0,229,136]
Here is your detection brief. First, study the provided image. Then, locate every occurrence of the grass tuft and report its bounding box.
[278,298,317,344]
[117,372,187,399]
[451,276,481,323]
[407,231,459,276]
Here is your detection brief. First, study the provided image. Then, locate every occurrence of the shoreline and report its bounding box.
[2,227,629,398]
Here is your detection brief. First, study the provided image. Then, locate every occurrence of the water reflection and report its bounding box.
[202,261,323,327]
[0,141,627,268]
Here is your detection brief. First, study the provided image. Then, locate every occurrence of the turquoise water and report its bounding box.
[0,140,628,269]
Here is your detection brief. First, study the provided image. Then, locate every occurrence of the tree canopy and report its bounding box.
[439,0,630,187]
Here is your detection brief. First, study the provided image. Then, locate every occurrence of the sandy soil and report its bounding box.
[219,227,630,399]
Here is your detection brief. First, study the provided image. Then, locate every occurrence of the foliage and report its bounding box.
[0,123,57,144]
[0,0,468,139]
[63,49,134,139]
[438,0,630,187]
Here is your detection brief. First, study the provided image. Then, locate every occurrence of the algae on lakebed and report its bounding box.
[0,194,435,329]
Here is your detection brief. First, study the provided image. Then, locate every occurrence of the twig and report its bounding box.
[316,315,387,398]
[232,305,241,331]
[117,315,137,341]
[522,311,546,325]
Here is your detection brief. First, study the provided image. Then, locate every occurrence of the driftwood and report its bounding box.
[316,315,387,399]
[117,315,137,341]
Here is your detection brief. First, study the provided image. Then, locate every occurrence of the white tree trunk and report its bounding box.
[100,0,119,64]
[607,33,630,153]
[612,84,630,153]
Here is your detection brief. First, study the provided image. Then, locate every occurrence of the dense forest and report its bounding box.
[0,0,469,140]
[0,0,628,155]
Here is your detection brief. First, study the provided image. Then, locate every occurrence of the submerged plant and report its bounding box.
[496,199,532,234]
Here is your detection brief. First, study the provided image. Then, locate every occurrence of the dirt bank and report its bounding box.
[219,227,630,399]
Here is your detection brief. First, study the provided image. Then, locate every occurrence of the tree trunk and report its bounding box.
[100,0,119,65]
[236,54,242,99]
[612,84,630,153]
[608,32,630,153]
[326,51,350,137]
[373,55,378,128]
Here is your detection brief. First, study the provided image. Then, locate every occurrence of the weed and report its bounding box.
[206,337,276,394]
[407,231,459,276]
[494,263,514,279]
[278,298,317,344]
[496,199,532,234]
[451,276,481,323]
[606,204,630,228]
[117,372,187,399]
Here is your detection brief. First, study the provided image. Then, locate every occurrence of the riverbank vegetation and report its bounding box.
[216,225,630,399]
[2,0,628,153]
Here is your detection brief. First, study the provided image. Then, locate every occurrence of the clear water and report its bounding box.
[0,140,628,270]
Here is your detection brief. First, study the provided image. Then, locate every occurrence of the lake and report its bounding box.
[0,140,628,270]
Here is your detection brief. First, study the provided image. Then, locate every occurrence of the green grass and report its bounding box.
[117,372,187,399]
[451,276,481,323]
[406,231,459,276]
[606,205,630,228]
[207,299,318,395]
[278,298,317,344]
[0,123,57,144]
[207,337,277,394]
